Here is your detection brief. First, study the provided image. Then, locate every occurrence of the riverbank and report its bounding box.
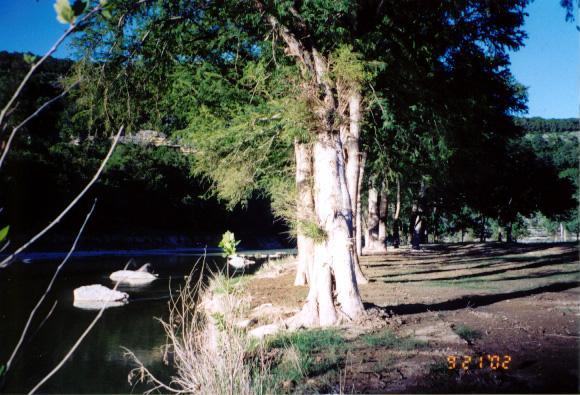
[201,242,579,393]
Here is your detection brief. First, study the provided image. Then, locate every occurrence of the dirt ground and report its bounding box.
[244,242,580,393]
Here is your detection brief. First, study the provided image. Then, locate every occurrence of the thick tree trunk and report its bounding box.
[364,183,387,254]
[258,7,365,327]
[342,92,367,283]
[392,177,401,248]
[410,211,422,249]
[355,153,366,256]
[364,186,380,250]
[479,215,486,242]
[312,134,364,322]
[506,222,513,243]
[410,181,425,250]
[294,141,315,286]
[378,179,388,245]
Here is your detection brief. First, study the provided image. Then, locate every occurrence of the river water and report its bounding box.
[0,249,284,393]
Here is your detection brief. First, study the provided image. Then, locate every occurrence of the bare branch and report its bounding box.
[0,126,124,269]
[5,200,97,373]
[0,81,80,170]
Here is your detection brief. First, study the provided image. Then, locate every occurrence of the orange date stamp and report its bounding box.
[447,354,512,370]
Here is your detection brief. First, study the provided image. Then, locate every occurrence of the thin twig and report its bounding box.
[28,259,132,395]
[0,81,80,170]
[5,200,97,373]
[0,126,124,268]
[30,300,58,342]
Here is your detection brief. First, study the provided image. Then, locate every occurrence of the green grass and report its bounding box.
[267,328,346,354]
[452,324,482,343]
[260,329,348,391]
[360,329,427,350]
[212,274,249,295]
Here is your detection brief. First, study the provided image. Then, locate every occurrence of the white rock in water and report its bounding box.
[227,255,255,269]
[110,264,157,285]
[74,284,129,303]
[73,300,127,310]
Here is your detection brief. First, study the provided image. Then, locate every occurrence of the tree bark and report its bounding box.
[355,153,366,256]
[342,92,367,283]
[294,141,315,286]
[257,4,365,326]
[410,181,425,250]
[378,179,388,246]
[363,183,387,254]
[479,214,486,242]
[392,176,401,248]
[311,133,364,322]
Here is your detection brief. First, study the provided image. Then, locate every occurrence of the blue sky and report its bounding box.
[0,0,578,118]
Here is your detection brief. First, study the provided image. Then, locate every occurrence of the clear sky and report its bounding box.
[0,0,578,118]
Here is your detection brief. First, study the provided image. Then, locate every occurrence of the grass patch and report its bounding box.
[212,273,249,295]
[267,328,346,354]
[261,329,348,391]
[360,329,427,350]
[452,324,482,343]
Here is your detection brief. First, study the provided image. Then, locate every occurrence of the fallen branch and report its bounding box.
[0,126,124,269]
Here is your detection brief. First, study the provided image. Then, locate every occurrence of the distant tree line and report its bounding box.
[516,117,580,134]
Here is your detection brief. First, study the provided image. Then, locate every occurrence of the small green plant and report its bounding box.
[452,324,482,343]
[361,329,426,350]
[218,230,240,257]
[211,312,227,331]
[0,225,8,242]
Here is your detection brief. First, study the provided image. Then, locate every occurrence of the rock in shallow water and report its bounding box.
[73,284,129,306]
[109,269,157,285]
[227,255,255,269]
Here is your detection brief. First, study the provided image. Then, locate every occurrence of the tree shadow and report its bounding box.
[364,281,580,316]
[375,251,578,284]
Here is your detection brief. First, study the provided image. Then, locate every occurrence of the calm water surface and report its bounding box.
[0,251,234,394]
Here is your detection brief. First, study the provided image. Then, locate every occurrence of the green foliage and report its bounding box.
[516,117,579,134]
[0,225,9,242]
[218,231,239,257]
[22,53,36,65]
[54,0,76,24]
[452,325,482,343]
[211,312,227,331]
[360,330,426,350]
[181,61,309,211]
[297,220,327,243]
[330,44,367,92]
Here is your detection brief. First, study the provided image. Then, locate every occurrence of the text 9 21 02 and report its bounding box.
[447,355,512,370]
